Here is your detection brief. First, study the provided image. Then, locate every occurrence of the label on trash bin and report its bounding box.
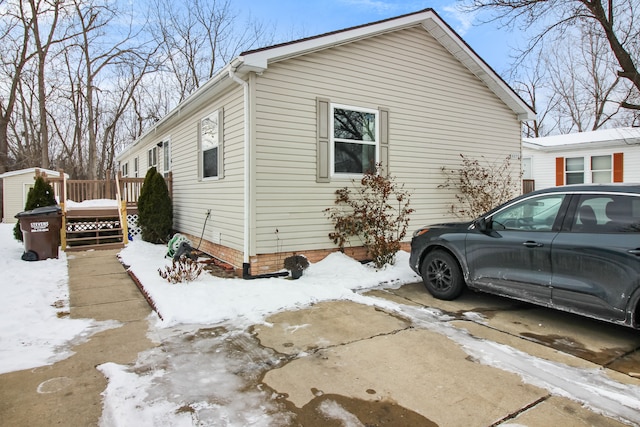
[31,221,50,232]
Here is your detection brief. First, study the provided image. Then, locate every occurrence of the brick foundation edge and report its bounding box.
[179,231,410,278]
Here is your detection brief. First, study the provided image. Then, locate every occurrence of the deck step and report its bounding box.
[65,207,120,219]
[64,206,126,251]
[66,242,124,252]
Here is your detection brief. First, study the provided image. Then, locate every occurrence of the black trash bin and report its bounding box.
[15,205,63,261]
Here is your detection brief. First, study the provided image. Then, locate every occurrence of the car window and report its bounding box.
[572,194,640,233]
[491,194,565,231]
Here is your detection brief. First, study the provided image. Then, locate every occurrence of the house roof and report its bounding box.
[0,167,66,179]
[238,9,534,121]
[117,9,535,160]
[523,127,640,151]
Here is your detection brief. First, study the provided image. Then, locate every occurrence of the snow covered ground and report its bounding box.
[3,222,640,426]
[0,224,114,374]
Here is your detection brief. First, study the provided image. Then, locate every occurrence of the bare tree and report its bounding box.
[0,0,274,179]
[509,48,560,137]
[466,0,640,111]
[28,0,68,169]
[545,21,634,132]
[0,0,35,173]
[58,0,158,179]
[149,0,273,101]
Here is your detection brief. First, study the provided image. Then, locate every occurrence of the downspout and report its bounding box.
[228,64,251,276]
[228,63,288,279]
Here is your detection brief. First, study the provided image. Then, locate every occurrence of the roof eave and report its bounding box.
[241,9,536,122]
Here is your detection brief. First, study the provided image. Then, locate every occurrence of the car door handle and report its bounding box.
[628,249,640,256]
[522,241,544,248]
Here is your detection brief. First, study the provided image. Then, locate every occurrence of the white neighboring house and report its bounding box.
[522,127,640,191]
[0,168,66,223]
[117,9,535,276]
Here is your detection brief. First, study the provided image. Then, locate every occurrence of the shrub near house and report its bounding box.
[137,167,173,244]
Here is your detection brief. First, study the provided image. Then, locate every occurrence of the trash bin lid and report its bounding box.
[15,205,62,218]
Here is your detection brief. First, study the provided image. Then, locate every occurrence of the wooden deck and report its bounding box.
[35,169,167,251]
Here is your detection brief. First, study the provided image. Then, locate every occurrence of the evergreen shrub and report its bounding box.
[137,167,173,244]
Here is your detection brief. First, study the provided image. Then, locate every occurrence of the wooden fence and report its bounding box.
[37,169,172,206]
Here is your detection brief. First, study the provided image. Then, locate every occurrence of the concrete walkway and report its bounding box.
[0,249,155,426]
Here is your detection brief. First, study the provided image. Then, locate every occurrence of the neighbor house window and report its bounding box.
[199,109,223,179]
[148,147,157,168]
[121,162,128,177]
[565,157,584,184]
[134,157,139,177]
[331,104,379,175]
[162,140,171,177]
[591,155,612,183]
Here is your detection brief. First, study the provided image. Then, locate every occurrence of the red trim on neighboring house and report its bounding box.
[555,157,564,186]
[613,152,624,182]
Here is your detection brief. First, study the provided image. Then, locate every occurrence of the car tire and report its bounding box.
[420,250,464,300]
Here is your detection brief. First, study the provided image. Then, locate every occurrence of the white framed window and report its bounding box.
[162,139,171,177]
[565,157,584,184]
[121,162,129,177]
[199,109,223,180]
[134,157,139,177]
[330,104,379,176]
[591,155,612,183]
[148,146,158,169]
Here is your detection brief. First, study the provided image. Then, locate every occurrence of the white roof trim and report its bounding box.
[522,127,640,152]
[239,9,535,121]
[0,167,66,179]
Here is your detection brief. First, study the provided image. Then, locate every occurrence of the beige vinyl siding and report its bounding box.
[168,85,245,252]
[119,142,156,176]
[252,25,522,253]
[118,85,246,252]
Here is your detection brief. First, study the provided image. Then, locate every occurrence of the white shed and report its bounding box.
[0,168,64,223]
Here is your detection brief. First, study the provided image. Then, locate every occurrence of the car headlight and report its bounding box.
[413,227,430,238]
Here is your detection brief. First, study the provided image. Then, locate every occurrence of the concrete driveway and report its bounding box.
[3,249,640,426]
[254,283,640,426]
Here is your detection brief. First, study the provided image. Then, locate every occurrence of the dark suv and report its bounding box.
[409,184,640,329]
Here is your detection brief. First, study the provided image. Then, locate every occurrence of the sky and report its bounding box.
[233,0,517,75]
[3,220,640,425]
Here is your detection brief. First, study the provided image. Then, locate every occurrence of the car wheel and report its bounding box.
[420,250,464,300]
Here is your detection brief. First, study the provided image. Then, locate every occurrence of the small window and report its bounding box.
[121,162,128,177]
[565,157,584,184]
[331,105,378,175]
[162,140,171,177]
[148,147,157,168]
[591,155,612,183]
[201,112,219,178]
[491,194,565,232]
[134,157,139,177]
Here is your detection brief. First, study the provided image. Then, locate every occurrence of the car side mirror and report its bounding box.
[475,217,489,232]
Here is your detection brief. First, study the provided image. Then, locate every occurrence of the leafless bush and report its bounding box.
[439,154,520,219]
[158,256,203,284]
[324,165,414,268]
